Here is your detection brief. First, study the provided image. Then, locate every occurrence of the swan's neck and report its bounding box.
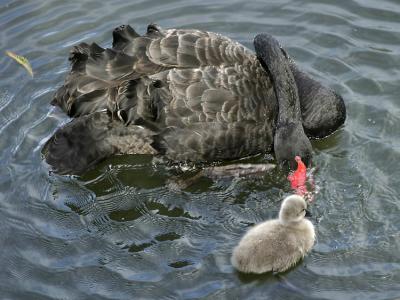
[254,34,301,126]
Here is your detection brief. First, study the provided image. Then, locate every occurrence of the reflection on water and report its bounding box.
[1,0,400,299]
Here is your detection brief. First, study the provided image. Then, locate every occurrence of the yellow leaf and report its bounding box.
[5,50,34,77]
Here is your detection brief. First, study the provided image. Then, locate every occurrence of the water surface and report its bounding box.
[1,0,400,299]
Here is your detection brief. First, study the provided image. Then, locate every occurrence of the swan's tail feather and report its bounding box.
[50,24,165,119]
[85,48,137,82]
[52,38,143,117]
[112,25,141,49]
[42,112,158,175]
[67,42,107,74]
[51,42,112,117]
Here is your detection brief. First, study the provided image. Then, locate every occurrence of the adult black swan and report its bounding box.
[43,24,346,175]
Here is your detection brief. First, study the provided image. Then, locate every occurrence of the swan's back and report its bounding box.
[53,25,270,117]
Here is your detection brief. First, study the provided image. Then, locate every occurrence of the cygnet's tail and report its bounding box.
[42,112,157,175]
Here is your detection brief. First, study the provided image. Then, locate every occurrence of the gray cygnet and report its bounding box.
[231,194,315,274]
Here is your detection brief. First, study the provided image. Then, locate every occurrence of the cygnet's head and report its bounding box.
[279,195,309,224]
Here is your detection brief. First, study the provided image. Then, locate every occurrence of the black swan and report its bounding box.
[43,24,346,175]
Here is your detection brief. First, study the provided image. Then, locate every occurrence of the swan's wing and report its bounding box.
[44,63,276,170]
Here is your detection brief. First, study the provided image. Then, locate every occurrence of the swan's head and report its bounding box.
[279,195,310,224]
[273,121,313,169]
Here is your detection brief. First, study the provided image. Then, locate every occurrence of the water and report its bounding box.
[1,0,400,299]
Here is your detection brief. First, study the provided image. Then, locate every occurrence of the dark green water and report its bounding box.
[1,0,400,299]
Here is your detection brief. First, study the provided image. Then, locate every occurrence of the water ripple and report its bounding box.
[1,0,400,298]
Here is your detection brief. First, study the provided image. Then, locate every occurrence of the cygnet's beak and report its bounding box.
[305,209,312,218]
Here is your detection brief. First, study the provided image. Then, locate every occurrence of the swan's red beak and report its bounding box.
[287,156,308,197]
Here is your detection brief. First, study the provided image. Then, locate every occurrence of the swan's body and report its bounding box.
[43,24,345,174]
[231,195,315,274]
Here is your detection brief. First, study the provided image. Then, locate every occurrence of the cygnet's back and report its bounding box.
[231,195,315,274]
